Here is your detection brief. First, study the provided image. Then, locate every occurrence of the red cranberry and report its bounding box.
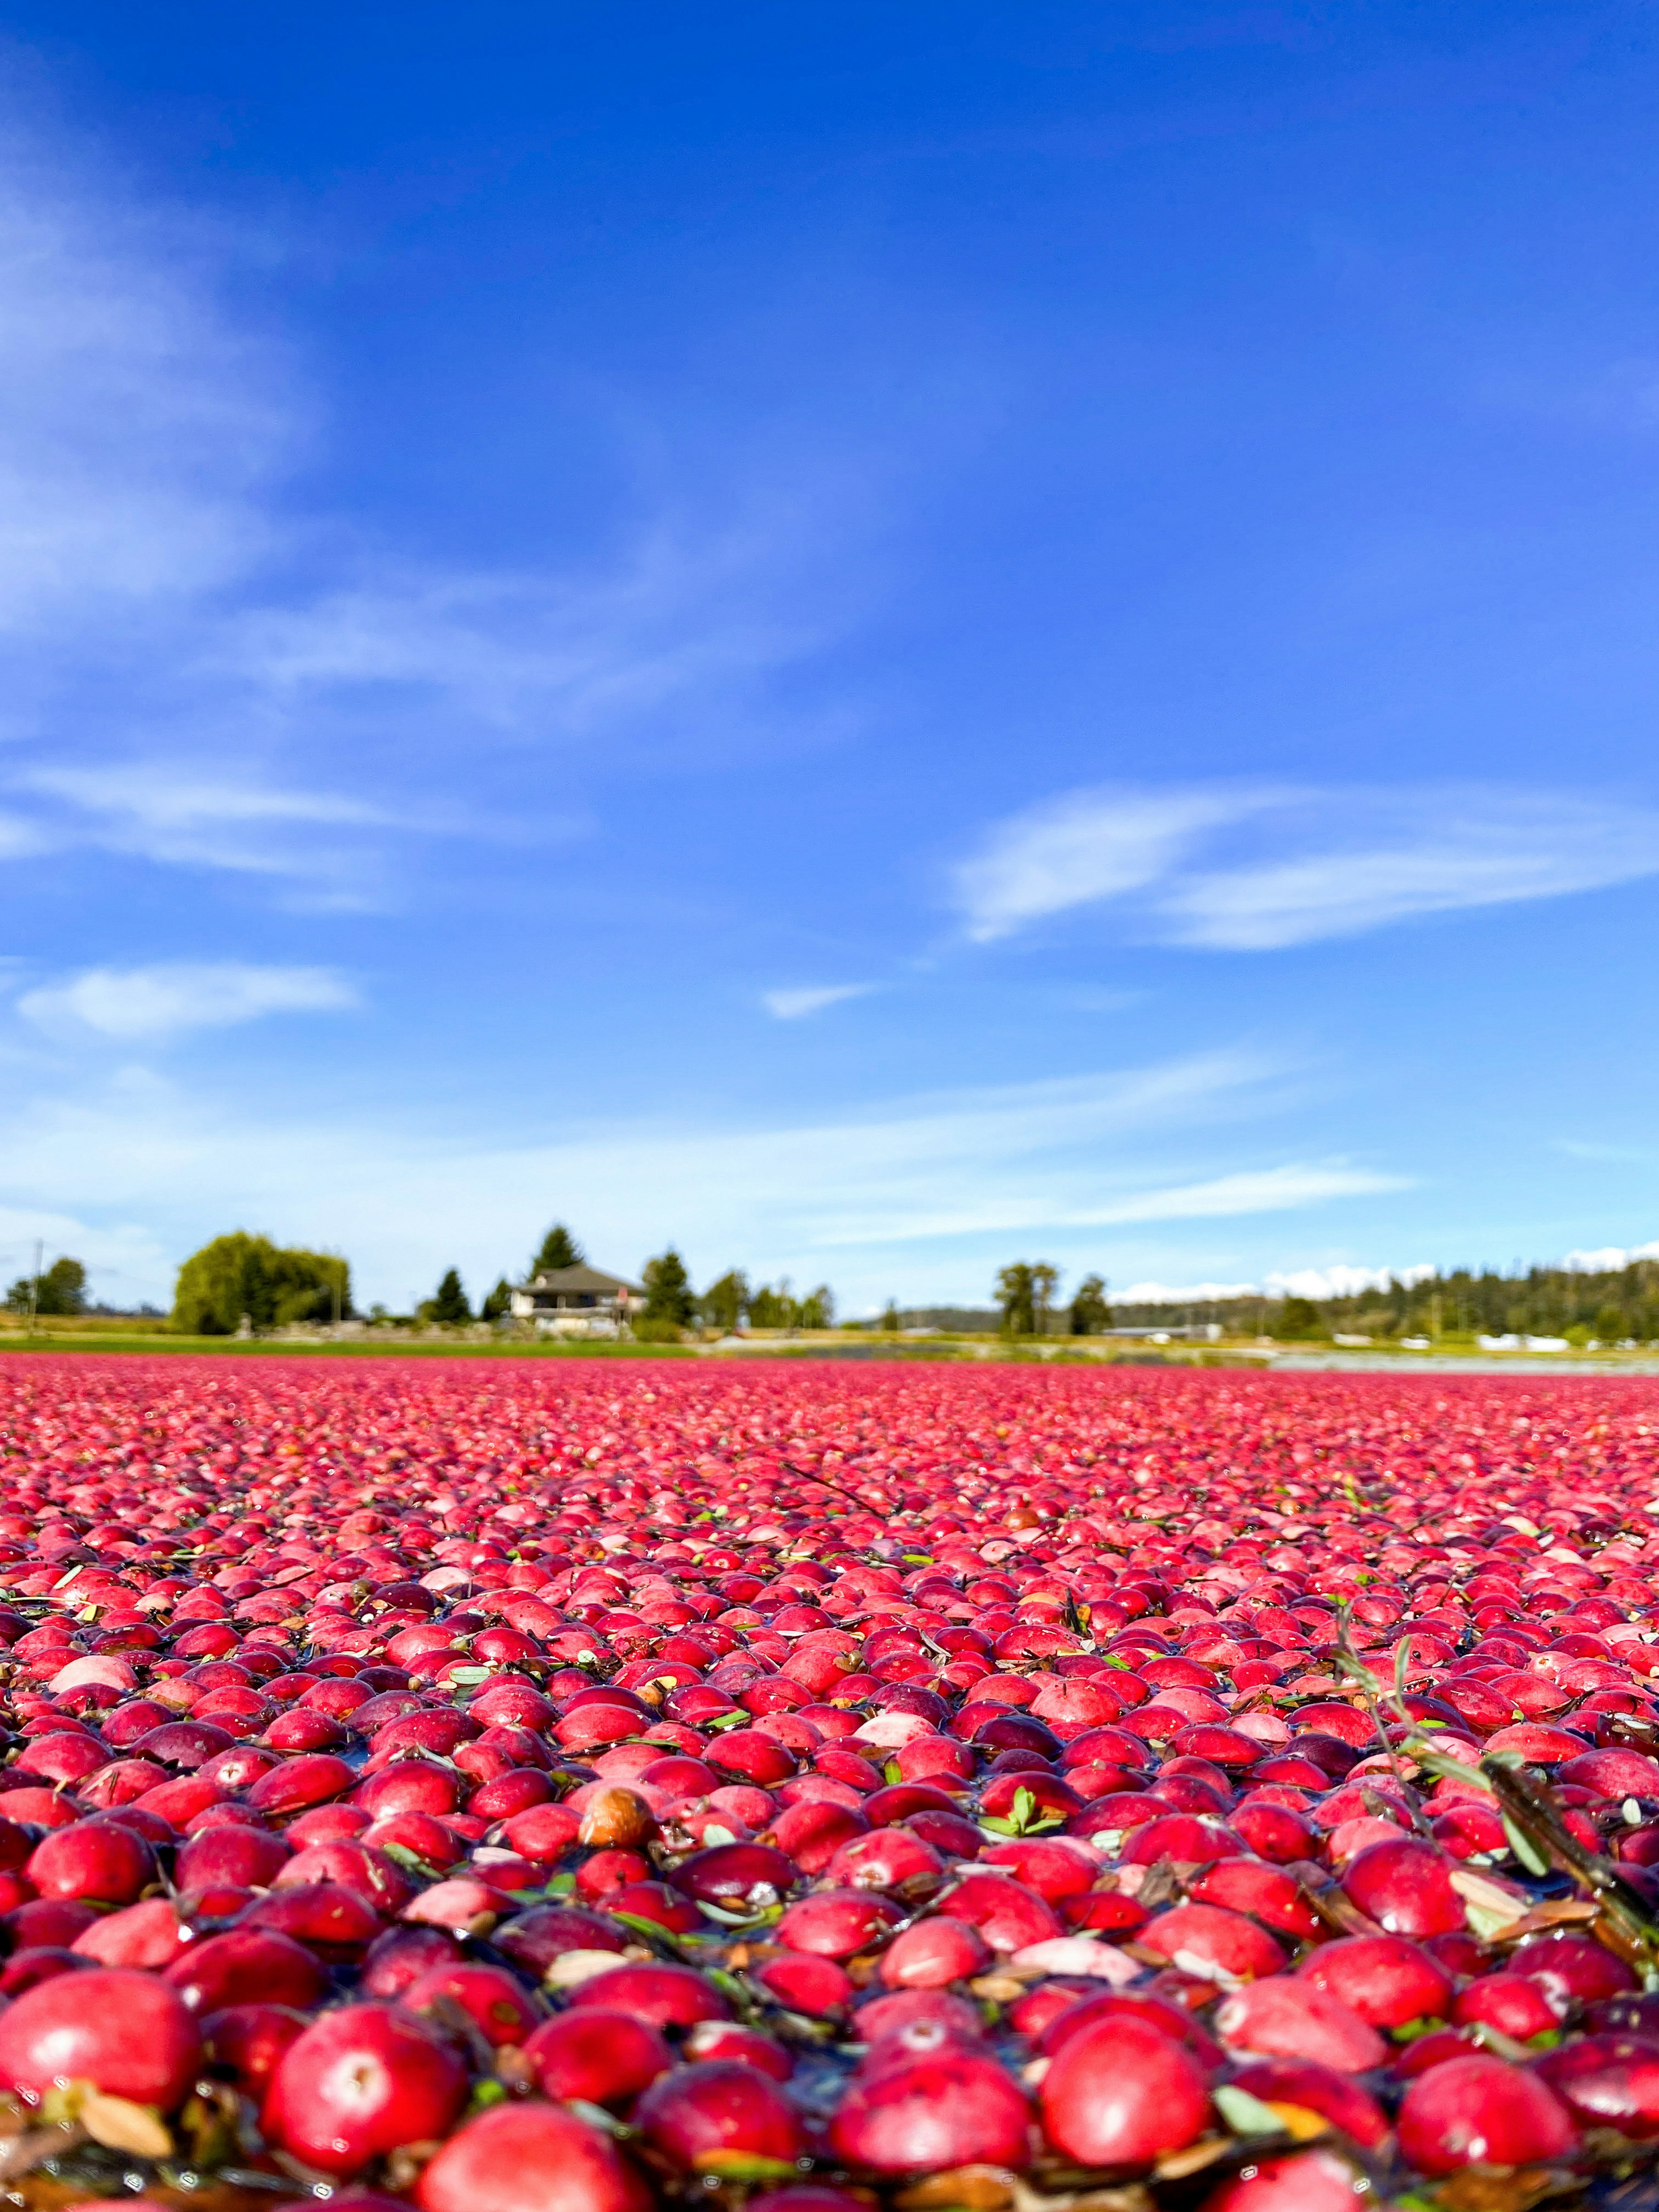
[832,2035,1031,2173]
[1040,2012,1210,2166]
[264,2002,467,2176]
[523,2009,673,2104]
[0,1965,200,2105]
[635,2059,804,2174]
[414,2101,651,2212]
[1297,1935,1453,2029]
[1397,2053,1578,2174]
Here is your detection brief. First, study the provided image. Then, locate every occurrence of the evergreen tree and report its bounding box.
[881,1300,902,1332]
[429,1268,471,1325]
[642,1249,696,1327]
[531,1225,585,1276]
[481,1277,514,1322]
[1069,1274,1112,1335]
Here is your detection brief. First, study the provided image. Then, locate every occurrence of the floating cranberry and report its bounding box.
[264,2002,467,2176]
[1397,2053,1579,2174]
[1040,2012,1210,2166]
[523,2009,672,2104]
[832,2037,1031,2173]
[414,2100,651,2212]
[0,1966,201,2105]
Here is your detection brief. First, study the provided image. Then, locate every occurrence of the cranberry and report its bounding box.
[264,2002,468,2176]
[414,2101,651,2212]
[1040,2012,1211,2166]
[1397,2053,1579,2173]
[0,1965,201,2105]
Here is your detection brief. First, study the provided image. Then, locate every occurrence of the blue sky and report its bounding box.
[1,2,1659,1316]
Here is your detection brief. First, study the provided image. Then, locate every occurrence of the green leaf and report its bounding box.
[884,1761,903,1784]
[449,1665,493,1685]
[1214,2085,1285,2137]
[468,2078,508,2113]
[1501,1812,1552,1877]
[706,1710,750,1732]
[1011,1787,1036,1830]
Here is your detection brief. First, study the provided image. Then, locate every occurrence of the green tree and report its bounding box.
[1069,1274,1112,1335]
[996,1262,1036,1335]
[531,1225,585,1276]
[881,1300,902,1332]
[1032,1263,1060,1333]
[481,1277,514,1322]
[427,1269,471,1325]
[797,1284,835,1329]
[5,1257,87,1317]
[700,1270,750,1332]
[1271,1295,1324,1341]
[174,1233,351,1335]
[642,1249,696,1328]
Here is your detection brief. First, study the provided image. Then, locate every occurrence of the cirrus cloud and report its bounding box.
[955,783,1659,950]
[17,961,358,1042]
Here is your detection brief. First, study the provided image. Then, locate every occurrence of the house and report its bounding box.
[508,1264,645,1337]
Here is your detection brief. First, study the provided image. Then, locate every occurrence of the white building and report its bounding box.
[509,1264,644,1337]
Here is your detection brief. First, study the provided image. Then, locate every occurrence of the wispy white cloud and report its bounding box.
[0,1046,1389,1309]
[955,788,1270,943]
[0,127,844,905]
[955,784,1659,950]
[761,983,876,1020]
[17,962,357,1041]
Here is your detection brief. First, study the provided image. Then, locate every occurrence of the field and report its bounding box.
[0,1355,1656,2208]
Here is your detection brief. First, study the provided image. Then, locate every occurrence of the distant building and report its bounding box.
[509,1264,644,1337]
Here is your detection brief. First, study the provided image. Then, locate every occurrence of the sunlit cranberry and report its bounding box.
[635,2059,804,2174]
[523,2009,673,2104]
[832,2032,1031,2173]
[1298,1934,1453,2028]
[1397,2053,1579,2173]
[414,2101,651,2212]
[264,2002,467,2176]
[0,1966,200,2105]
[1040,2012,1210,2166]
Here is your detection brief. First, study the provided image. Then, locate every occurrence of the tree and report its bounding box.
[1271,1295,1324,1341]
[798,1284,835,1329]
[481,1277,514,1322]
[881,1301,901,1332]
[996,1263,1036,1336]
[531,1225,585,1276]
[5,1257,86,1317]
[642,1249,696,1328]
[427,1269,472,1325]
[174,1234,351,1335]
[700,1270,750,1332]
[1032,1263,1060,1333]
[1069,1274,1112,1335]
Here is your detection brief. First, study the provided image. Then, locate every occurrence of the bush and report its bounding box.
[632,1316,684,1343]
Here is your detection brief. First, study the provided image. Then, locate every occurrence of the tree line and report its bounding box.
[19,1227,1659,1347]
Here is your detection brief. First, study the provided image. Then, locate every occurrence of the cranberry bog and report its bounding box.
[3,1360,1659,2212]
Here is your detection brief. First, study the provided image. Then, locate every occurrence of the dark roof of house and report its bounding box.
[518,1265,645,1297]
